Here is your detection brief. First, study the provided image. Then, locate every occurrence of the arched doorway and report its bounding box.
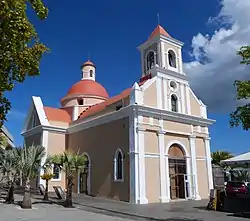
[79,154,90,195]
[168,144,187,200]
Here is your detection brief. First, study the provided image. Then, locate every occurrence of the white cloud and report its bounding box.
[184,0,250,113]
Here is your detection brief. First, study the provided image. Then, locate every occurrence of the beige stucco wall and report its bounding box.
[145,158,160,203]
[197,160,209,199]
[144,131,158,154]
[190,91,201,117]
[143,81,157,108]
[47,132,67,191]
[163,120,191,134]
[49,121,69,127]
[67,117,130,202]
[62,95,106,108]
[195,138,206,157]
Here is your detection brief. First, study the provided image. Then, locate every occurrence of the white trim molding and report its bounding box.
[189,135,201,200]
[137,123,148,204]
[39,130,49,186]
[157,130,169,202]
[204,137,213,191]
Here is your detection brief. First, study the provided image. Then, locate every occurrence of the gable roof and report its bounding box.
[43,107,71,123]
[77,88,132,121]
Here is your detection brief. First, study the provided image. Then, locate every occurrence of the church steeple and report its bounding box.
[137,25,184,78]
[81,60,96,81]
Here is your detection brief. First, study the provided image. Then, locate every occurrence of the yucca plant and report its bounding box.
[40,173,54,201]
[0,147,19,203]
[18,144,46,209]
[51,150,87,208]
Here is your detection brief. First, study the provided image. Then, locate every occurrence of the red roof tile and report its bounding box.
[77,88,132,120]
[44,107,71,123]
[149,25,171,40]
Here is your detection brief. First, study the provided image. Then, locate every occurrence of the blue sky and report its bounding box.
[5,0,250,155]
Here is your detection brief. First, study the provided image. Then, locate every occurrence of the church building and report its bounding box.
[21,25,215,204]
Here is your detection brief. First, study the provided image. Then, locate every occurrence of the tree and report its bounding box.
[0,134,8,149]
[211,150,233,166]
[18,144,46,209]
[0,147,19,203]
[230,46,250,130]
[0,0,49,125]
[40,155,54,201]
[52,150,87,208]
[231,169,249,182]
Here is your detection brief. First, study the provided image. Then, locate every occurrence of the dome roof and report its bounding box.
[81,60,96,68]
[67,79,109,98]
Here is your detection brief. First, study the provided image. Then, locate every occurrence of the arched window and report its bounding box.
[168,50,177,68]
[171,94,178,112]
[78,99,84,105]
[114,149,124,181]
[52,164,61,180]
[90,70,93,77]
[146,51,155,70]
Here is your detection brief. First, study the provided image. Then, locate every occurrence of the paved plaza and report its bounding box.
[0,194,249,221]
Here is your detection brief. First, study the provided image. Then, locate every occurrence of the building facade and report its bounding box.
[21,25,215,204]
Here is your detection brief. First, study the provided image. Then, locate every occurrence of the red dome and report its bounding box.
[67,80,109,98]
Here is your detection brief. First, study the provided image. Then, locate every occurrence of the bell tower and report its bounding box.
[138,25,185,77]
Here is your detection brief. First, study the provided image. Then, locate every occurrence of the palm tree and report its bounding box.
[18,144,46,209]
[211,150,233,167]
[40,155,54,201]
[0,147,19,203]
[52,150,87,208]
[232,169,249,181]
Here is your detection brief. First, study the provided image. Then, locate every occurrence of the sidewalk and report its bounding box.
[36,193,245,221]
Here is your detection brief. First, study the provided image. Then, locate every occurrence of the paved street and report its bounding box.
[0,201,133,221]
[0,194,249,221]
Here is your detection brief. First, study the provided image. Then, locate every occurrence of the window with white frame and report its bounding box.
[52,164,61,180]
[114,149,124,181]
[171,94,178,112]
[168,50,177,68]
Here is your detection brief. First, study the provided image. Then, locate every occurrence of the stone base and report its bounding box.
[159,196,170,203]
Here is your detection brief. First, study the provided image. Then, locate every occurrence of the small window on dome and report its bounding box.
[78,99,84,105]
[90,70,93,77]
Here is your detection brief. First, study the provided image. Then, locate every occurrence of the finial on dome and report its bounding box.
[81,60,96,81]
[81,60,96,68]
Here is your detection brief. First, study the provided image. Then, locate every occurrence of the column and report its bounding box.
[180,83,186,114]
[137,127,148,204]
[39,130,49,186]
[161,42,165,68]
[204,137,214,191]
[185,85,191,115]
[156,77,163,109]
[157,130,169,202]
[189,135,200,200]
[178,48,183,74]
[129,113,139,204]
[163,79,168,110]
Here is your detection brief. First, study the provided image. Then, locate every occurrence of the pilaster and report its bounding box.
[189,135,200,200]
[39,130,49,186]
[156,77,163,109]
[204,137,214,191]
[137,126,148,204]
[157,130,169,202]
[185,85,191,115]
[180,83,186,114]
